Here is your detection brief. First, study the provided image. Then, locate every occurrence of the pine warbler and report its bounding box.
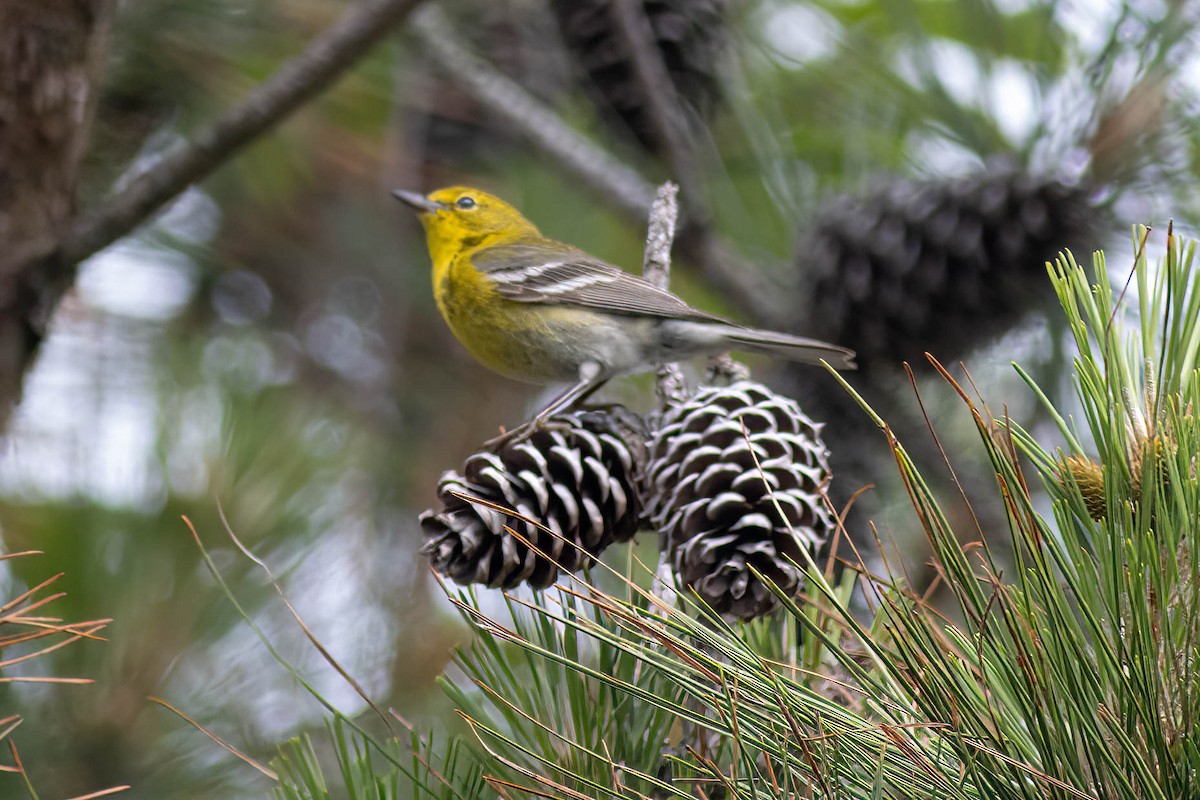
[395,186,854,422]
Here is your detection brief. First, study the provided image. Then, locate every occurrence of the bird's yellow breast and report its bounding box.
[435,251,592,384]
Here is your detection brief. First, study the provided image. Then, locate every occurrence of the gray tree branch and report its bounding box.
[36,0,427,276]
[0,0,427,430]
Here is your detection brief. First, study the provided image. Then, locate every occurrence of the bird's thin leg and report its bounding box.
[533,366,608,422]
[485,362,608,448]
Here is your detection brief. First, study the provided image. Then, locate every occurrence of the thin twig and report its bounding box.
[33,0,427,277]
[643,182,686,613]
[64,786,132,800]
[642,183,678,289]
[642,183,688,407]
[607,13,753,387]
[215,503,394,733]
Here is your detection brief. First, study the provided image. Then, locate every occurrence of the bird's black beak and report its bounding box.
[392,189,445,213]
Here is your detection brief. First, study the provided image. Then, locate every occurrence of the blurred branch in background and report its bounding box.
[409,7,655,218]
[2,0,425,432]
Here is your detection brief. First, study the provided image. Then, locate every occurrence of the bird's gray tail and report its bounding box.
[723,326,857,370]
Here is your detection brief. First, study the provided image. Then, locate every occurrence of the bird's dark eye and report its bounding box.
[456,196,476,209]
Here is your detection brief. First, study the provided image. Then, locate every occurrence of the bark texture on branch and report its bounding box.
[0,0,113,428]
[0,0,425,432]
[50,0,426,274]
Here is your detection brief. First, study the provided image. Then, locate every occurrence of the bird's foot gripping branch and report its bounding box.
[417,182,838,622]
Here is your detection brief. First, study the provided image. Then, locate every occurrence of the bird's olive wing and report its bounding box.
[472,242,725,321]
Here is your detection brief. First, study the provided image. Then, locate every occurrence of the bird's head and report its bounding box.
[393,186,540,257]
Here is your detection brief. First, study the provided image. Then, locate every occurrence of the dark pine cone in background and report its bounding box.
[801,161,1104,372]
[550,0,728,154]
[420,408,645,589]
[643,382,834,620]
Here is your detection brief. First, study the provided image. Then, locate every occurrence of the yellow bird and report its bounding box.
[395,186,854,426]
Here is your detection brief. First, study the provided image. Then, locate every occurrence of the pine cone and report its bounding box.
[801,162,1103,371]
[643,382,833,620]
[420,408,645,589]
[551,0,727,154]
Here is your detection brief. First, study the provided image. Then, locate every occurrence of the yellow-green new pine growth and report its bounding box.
[1061,454,1108,521]
[1131,434,1176,501]
[1060,423,1187,522]
[1062,367,1195,521]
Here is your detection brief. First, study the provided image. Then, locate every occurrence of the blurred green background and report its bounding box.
[1,0,1197,796]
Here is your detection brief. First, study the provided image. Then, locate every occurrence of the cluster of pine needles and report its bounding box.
[0,552,120,799]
